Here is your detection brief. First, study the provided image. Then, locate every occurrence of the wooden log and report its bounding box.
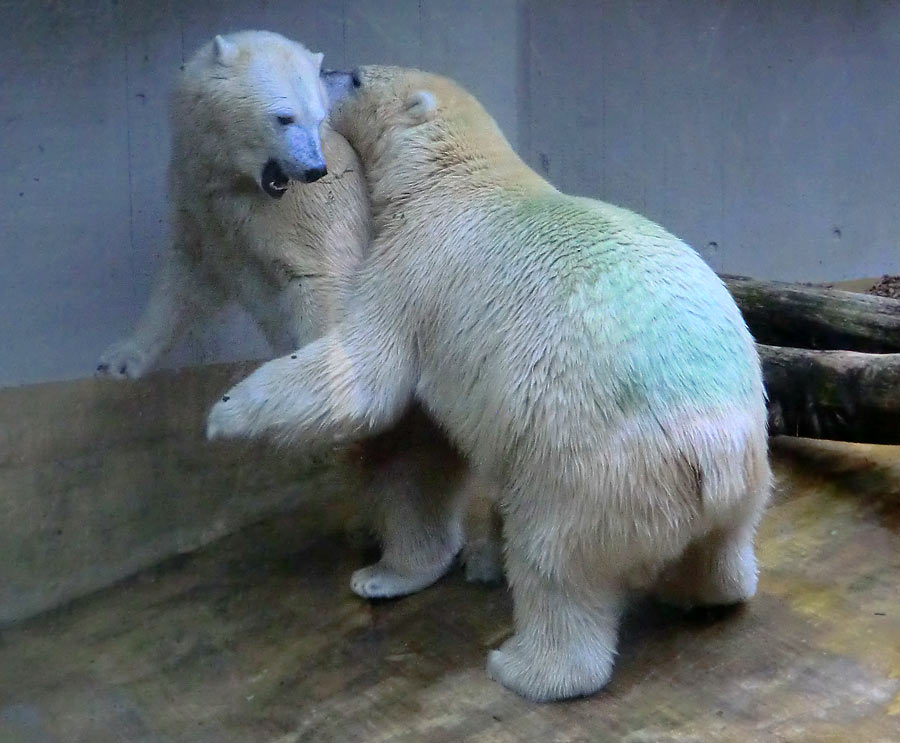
[722,275,900,353]
[759,343,900,444]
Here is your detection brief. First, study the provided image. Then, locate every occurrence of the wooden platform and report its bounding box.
[1,439,898,742]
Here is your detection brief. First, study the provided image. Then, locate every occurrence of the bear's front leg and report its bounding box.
[97,223,223,379]
[207,324,416,447]
[351,414,469,599]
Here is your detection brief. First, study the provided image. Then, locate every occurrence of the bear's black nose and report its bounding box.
[304,167,327,183]
[351,69,362,88]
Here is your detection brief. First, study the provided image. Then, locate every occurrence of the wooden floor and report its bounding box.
[1,439,899,742]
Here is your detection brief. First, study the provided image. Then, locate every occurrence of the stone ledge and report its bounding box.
[0,362,359,626]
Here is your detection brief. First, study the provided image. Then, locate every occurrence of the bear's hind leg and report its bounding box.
[351,419,468,599]
[654,428,771,609]
[486,524,624,701]
[653,523,760,609]
[463,499,505,584]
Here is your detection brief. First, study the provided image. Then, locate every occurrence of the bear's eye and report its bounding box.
[276,115,295,126]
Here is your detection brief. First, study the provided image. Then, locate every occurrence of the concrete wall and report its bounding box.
[2,0,900,386]
[525,0,900,284]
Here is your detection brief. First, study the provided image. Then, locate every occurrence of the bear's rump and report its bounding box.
[494,403,769,578]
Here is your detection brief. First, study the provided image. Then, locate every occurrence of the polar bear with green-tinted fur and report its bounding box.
[207,65,772,702]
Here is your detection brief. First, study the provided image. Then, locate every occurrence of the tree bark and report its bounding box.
[722,275,900,353]
[759,343,900,444]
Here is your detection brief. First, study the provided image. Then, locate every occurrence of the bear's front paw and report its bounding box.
[206,385,259,441]
[96,340,151,380]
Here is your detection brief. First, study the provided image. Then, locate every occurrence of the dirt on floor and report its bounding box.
[866,274,900,300]
[803,274,900,298]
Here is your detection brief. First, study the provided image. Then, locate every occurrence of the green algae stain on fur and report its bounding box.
[505,194,761,416]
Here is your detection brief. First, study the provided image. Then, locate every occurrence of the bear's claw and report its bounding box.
[96,340,151,380]
[206,389,254,440]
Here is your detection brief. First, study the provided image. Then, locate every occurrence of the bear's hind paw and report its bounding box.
[350,560,453,600]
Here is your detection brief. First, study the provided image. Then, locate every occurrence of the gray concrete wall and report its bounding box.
[3,0,900,386]
[0,0,522,386]
[524,0,900,284]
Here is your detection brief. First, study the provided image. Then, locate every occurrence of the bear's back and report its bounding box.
[413,188,762,441]
[523,194,760,412]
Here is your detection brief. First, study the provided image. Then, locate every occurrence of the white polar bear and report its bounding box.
[207,65,772,702]
[97,31,367,377]
[97,33,495,600]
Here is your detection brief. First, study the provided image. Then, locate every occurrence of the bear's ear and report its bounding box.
[404,90,437,126]
[213,35,238,66]
[312,51,324,70]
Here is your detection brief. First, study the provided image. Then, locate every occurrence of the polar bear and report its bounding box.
[96,31,366,377]
[96,34,492,600]
[206,65,772,702]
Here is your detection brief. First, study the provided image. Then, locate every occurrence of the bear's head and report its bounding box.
[322,66,447,163]
[323,65,516,184]
[175,31,337,198]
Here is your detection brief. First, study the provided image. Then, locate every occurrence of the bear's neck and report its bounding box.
[359,130,553,221]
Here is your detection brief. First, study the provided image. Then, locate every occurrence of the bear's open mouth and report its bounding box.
[261,159,290,199]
